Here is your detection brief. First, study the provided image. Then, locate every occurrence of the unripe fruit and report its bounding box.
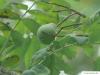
[22,70,35,75]
[37,23,56,44]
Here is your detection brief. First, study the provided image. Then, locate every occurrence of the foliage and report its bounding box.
[0,0,100,75]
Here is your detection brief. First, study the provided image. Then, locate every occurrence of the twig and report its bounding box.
[57,13,76,27]
[56,35,64,37]
[43,2,86,18]
[52,9,67,12]
[61,23,83,29]
[0,2,36,55]
[55,23,83,37]
[48,44,74,55]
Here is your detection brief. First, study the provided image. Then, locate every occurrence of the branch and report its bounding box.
[0,2,36,55]
[48,44,74,55]
[61,23,83,29]
[43,2,86,18]
[56,23,83,36]
[57,13,76,27]
[52,9,67,12]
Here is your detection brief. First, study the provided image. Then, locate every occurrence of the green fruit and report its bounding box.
[37,23,57,44]
[22,70,35,75]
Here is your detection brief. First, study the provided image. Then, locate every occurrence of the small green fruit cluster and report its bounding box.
[37,23,57,44]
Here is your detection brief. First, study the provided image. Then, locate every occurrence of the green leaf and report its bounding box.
[88,10,100,24]
[60,45,77,59]
[65,0,100,16]
[31,64,50,75]
[89,23,100,43]
[52,40,61,49]
[0,22,11,31]
[69,49,93,74]
[44,54,73,75]
[11,31,24,46]
[82,44,95,57]
[25,36,41,68]
[72,35,88,45]
[57,35,76,46]
[10,38,31,70]
[0,0,6,9]
[22,70,36,75]
[22,19,40,35]
[14,3,28,10]
[32,47,49,65]
[93,57,100,70]
[0,36,6,48]
[51,0,70,8]
[1,55,19,68]
[0,9,19,19]
[37,0,50,2]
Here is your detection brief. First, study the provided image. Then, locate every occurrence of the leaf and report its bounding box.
[0,36,6,48]
[0,0,6,9]
[65,0,100,16]
[31,64,50,75]
[29,10,57,24]
[10,37,31,70]
[89,23,100,43]
[37,0,50,2]
[25,36,41,68]
[58,45,77,59]
[11,31,24,46]
[52,40,61,49]
[22,19,40,35]
[14,3,28,10]
[0,9,20,19]
[72,35,88,45]
[32,47,49,65]
[69,49,93,74]
[57,35,76,46]
[93,57,100,70]
[22,70,36,75]
[82,44,95,57]
[0,22,11,31]
[1,55,19,68]
[44,54,74,75]
[88,10,100,24]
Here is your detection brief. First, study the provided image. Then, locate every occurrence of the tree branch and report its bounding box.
[55,23,83,37]
[43,2,86,18]
[57,13,76,27]
[0,2,36,55]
